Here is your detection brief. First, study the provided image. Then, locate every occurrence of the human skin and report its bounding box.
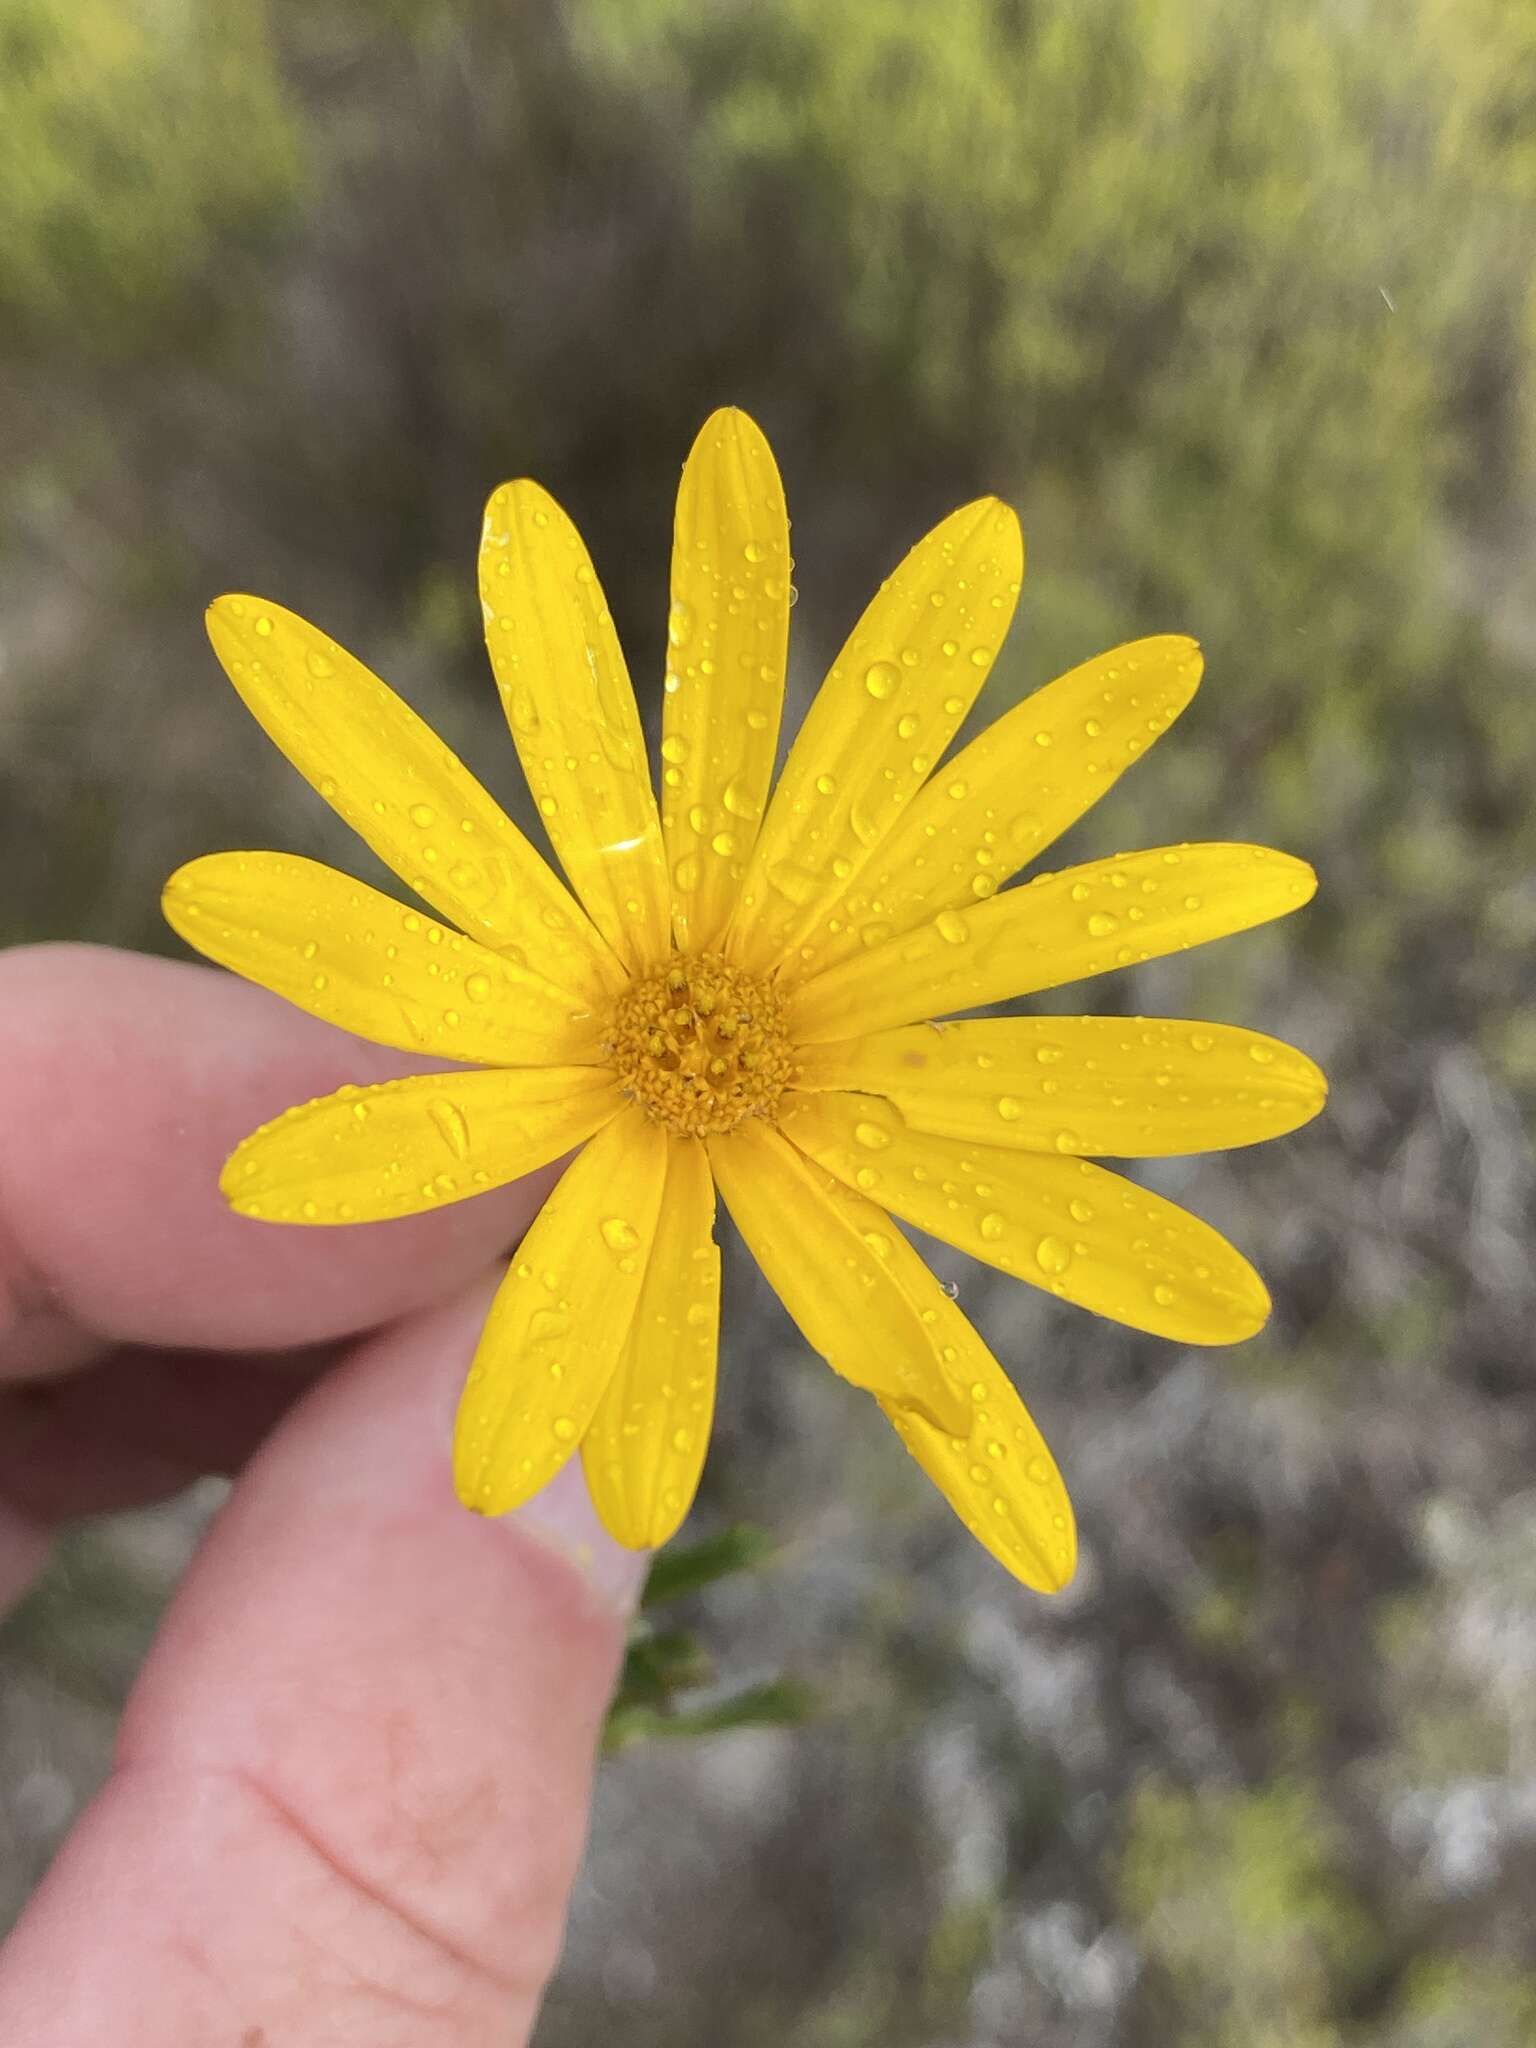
[0,943,645,2046]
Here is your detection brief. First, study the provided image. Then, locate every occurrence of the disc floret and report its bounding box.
[608,952,794,1137]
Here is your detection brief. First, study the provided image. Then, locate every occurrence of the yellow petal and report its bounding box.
[794,636,1203,979]
[877,1306,1076,1592]
[663,410,791,953]
[479,480,671,974]
[453,1107,669,1516]
[790,843,1317,1043]
[204,596,622,1007]
[795,1017,1326,1157]
[706,1120,971,1434]
[163,852,604,1066]
[727,499,1024,973]
[582,1138,719,1548]
[221,1067,623,1223]
[781,1091,1271,1345]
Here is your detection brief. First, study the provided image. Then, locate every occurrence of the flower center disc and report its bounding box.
[608,952,793,1138]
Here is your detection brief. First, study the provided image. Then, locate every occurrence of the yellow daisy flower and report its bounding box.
[163,409,1323,1593]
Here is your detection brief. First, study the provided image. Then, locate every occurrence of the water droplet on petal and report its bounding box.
[767,859,818,905]
[863,660,900,700]
[1035,1234,1072,1274]
[428,1099,471,1161]
[667,601,693,648]
[849,798,882,847]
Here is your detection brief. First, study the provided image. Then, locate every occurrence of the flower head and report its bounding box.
[163,409,1323,1592]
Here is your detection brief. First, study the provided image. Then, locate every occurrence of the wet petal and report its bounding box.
[727,500,1023,974]
[707,1120,971,1434]
[795,1016,1326,1156]
[582,1137,719,1548]
[663,410,790,953]
[878,1301,1076,1592]
[205,596,621,1006]
[480,480,671,973]
[789,843,1317,1043]
[782,1090,1271,1345]
[453,1108,669,1515]
[221,1067,623,1223]
[163,853,604,1066]
[797,636,1202,977]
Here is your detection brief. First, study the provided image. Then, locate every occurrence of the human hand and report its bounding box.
[0,942,645,2046]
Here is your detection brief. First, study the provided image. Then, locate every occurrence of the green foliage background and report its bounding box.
[2,1,1535,2041]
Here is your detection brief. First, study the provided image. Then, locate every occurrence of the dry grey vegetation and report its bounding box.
[3,2,1536,2041]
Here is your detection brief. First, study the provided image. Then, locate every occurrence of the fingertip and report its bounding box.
[0,946,550,1358]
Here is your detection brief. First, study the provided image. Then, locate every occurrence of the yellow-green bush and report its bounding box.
[584,0,1536,913]
[0,0,300,356]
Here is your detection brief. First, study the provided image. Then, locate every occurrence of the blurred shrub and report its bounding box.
[0,0,301,359]
[1391,1957,1536,2048]
[581,0,1536,1046]
[1120,1776,1376,2044]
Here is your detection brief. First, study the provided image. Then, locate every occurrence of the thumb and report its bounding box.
[0,1267,645,2047]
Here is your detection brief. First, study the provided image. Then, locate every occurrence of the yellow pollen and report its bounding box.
[608,952,794,1137]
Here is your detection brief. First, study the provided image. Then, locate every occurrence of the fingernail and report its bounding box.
[509,1458,650,1618]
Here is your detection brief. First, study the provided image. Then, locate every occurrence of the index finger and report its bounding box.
[0,944,552,1367]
